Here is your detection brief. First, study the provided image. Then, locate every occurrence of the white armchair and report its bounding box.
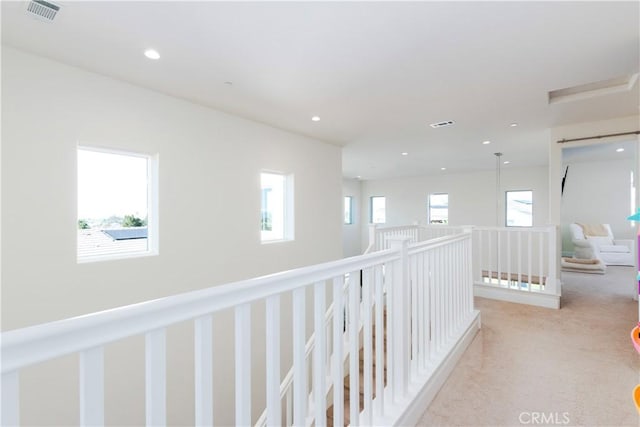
[569,223,634,266]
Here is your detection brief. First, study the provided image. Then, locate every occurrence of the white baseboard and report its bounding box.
[391,310,481,426]
[474,283,561,309]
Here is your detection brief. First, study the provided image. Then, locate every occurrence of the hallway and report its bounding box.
[418,266,639,426]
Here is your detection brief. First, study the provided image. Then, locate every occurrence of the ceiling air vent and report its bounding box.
[27,0,60,22]
[429,120,455,129]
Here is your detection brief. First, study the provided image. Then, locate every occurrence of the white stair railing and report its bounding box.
[367,223,561,309]
[1,232,479,426]
[262,231,479,426]
[364,224,421,254]
[472,225,559,295]
[254,278,350,427]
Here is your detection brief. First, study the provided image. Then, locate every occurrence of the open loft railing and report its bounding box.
[368,224,561,309]
[1,232,480,426]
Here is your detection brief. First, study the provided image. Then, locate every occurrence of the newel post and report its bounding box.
[368,223,378,251]
[463,226,478,285]
[388,237,410,401]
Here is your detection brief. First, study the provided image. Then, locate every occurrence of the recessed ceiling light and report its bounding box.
[441,167,447,171]
[144,49,160,60]
[504,160,510,164]
[356,175,361,179]
[311,116,321,122]
[401,152,408,156]
[616,148,625,152]
[510,123,518,127]
[482,140,491,145]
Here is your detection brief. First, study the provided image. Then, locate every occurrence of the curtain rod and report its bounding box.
[556,130,640,144]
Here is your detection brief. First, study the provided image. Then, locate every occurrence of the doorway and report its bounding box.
[560,139,638,298]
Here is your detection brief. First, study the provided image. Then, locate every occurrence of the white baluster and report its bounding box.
[374,265,385,416]
[497,230,502,288]
[285,389,293,427]
[488,230,493,285]
[195,315,213,427]
[362,269,373,425]
[429,249,436,358]
[518,231,522,286]
[145,329,166,426]
[313,282,327,426]
[80,346,104,426]
[438,247,444,348]
[528,231,533,292]
[477,230,483,283]
[2,371,19,426]
[447,244,453,337]
[539,231,544,291]
[388,237,410,401]
[547,226,558,294]
[468,235,474,313]
[265,296,280,427]
[332,276,345,425]
[348,269,360,425]
[292,287,306,426]
[507,230,512,288]
[235,304,251,426]
[418,252,425,370]
[422,252,430,366]
[465,234,474,314]
[410,254,418,376]
[452,243,458,327]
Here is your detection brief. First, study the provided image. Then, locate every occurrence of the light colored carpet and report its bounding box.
[418,266,640,426]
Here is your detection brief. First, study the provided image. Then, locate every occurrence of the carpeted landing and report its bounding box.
[418,266,640,426]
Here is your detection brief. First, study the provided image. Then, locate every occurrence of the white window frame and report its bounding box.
[77,146,159,263]
[344,196,353,225]
[370,196,386,224]
[505,190,533,227]
[260,171,295,243]
[428,193,449,224]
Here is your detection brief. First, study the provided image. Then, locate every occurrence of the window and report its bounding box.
[370,196,386,224]
[344,196,353,225]
[77,147,157,262]
[428,193,449,224]
[506,190,533,227]
[261,172,294,242]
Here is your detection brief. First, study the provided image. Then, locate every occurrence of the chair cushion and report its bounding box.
[586,236,614,247]
[599,244,630,253]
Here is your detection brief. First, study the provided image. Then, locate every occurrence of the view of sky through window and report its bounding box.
[78,148,148,222]
[506,190,533,227]
[429,193,449,224]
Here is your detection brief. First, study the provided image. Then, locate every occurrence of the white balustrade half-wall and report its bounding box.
[1,232,479,427]
[367,224,561,309]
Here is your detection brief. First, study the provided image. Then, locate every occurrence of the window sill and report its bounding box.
[77,250,159,264]
[260,239,295,245]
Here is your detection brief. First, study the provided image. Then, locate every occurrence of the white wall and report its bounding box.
[561,158,636,253]
[359,166,549,249]
[1,47,342,425]
[342,178,362,257]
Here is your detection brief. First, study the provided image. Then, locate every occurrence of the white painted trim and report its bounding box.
[76,146,159,263]
[474,283,561,309]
